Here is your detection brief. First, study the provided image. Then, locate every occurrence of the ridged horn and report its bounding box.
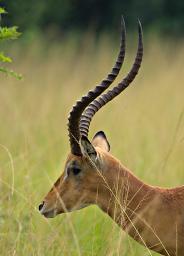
[68,16,126,155]
[80,20,143,139]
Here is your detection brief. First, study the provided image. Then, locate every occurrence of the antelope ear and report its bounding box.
[92,131,110,152]
[81,136,97,161]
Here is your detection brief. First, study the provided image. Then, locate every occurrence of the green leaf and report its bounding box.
[0,67,23,80]
[0,52,12,63]
[0,7,22,80]
[0,27,21,40]
[0,8,7,14]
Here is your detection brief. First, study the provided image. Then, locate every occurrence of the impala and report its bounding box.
[39,18,184,256]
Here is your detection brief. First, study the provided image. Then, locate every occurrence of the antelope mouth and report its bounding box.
[41,209,56,218]
[39,203,57,218]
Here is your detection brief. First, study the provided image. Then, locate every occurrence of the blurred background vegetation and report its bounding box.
[0,1,184,256]
[1,0,184,38]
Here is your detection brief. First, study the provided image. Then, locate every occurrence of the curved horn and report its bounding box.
[68,17,126,155]
[80,20,143,139]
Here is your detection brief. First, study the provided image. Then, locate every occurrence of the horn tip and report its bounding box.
[137,18,143,33]
[137,19,143,44]
[121,15,126,31]
[121,15,125,24]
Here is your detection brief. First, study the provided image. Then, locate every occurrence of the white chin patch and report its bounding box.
[40,204,57,218]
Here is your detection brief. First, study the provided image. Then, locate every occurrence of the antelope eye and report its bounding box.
[72,167,81,175]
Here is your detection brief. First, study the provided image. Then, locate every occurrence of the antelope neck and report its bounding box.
[96,156,165,244]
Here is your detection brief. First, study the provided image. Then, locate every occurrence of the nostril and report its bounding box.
[39,202,44,211]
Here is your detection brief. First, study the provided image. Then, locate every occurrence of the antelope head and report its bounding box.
[39,17,143,218]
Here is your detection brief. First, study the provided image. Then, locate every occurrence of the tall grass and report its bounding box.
[0,33,184,255]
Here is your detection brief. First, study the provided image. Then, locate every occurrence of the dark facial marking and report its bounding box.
[72,166,81,175]
[67,160,81,176]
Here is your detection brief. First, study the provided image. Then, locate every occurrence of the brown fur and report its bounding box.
[41,142,184,256]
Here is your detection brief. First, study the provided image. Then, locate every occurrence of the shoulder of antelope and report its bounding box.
[39,17,184,256]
